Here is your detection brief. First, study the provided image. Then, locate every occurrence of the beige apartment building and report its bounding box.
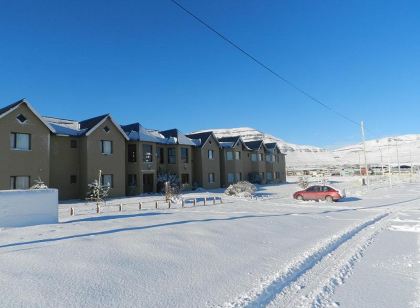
[0,100,52,190]
[0,99,286,199]
[218,136,250,187]
[186,132,221,189]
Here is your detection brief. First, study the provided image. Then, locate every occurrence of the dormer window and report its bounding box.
[103,126,110,133]
[16,114,27,123]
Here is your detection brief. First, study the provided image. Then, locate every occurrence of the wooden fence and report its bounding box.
[69,196,223,216]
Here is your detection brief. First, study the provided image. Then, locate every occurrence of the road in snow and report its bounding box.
[0,177,419,307]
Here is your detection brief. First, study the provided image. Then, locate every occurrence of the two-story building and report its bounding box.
[0,100,53,190]
[186,131,221,189]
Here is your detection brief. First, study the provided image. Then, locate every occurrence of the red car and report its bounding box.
[293,185,345,202]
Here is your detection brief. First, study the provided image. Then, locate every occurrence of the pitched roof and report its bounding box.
[0,99,55,133]
[217,136,251,150]
[245,140,265,151]
[79,114,109,130]
[122,122,168,143]
[43,113,128,139]
[218,136,241,143]
[159,129,196,146]
[186,131,220,148]
[0,99,24,116]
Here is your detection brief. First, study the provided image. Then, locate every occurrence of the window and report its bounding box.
[251,153,257,162]
[236,173,241,181]
[158,147,164,164]
[260,172,265,179]
[181,173,189,184]
[208,172,215,183]
[226,151,233,160]
[10,133,31,150]
[181,148,189,163]
[101,140,112,155]
[266,172,273,181]
[235,151,241,160]
[10,176,30,189]
[101,174,113,188]
[143,144,153,162]
[70,175,77,184]
[168,148,176,164]
[208,149,214,159]
[16,114,27,123]
[227,173,235,184]
[258,153,263,161]
[128,174,137,187]
[103,126,110,133]
[128,144,137,162]
[70,140,78,148]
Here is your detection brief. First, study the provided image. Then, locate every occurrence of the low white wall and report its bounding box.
[0,189,58,228]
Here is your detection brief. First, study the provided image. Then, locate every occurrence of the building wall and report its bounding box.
[220,142,245,187]
[83,118,126,197]
[0,104,50,190]
[193,135,221,189]
[50,135,81,200]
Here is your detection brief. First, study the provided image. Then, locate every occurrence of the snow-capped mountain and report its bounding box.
[193,127,420,168]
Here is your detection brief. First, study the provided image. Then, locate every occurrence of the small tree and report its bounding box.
[297,176,310,189]
[86,170,111,204]
[157,172,180,200]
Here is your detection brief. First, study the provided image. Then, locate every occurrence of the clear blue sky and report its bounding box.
[1,0,419,147]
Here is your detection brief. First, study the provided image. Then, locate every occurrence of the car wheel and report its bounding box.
[296,195,304,201]
[325,195,333,202]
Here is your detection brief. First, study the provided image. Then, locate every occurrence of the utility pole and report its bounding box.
[361,121,369,186]
[395,138,401,175]
[387,138,392,187]
[377,140,384,176]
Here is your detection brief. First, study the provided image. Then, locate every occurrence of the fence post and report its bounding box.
[168,200,171,209]
[119,203,123,212]
[182,199,185,208]
[220,198,223,204]
[70,207,74,216]
[193,198,196,206]
[204,197,206,206]
[139,202,142,210]
[96,205,100,214]
[155,201,158,209]
[213,197,216,205]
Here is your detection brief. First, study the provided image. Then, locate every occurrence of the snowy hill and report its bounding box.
[193,128,420,168]
[333,134,420,166]
[193,127,339,168]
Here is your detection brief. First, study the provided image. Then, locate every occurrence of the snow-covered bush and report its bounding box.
[30,177,48,189]
[225,181,256,198]
[297,176,310,189]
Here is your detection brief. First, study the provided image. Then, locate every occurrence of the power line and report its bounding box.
[169,0,360,126]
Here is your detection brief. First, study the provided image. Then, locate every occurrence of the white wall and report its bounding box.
[0,189,58,228]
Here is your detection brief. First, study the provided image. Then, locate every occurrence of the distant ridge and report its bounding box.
[193,128,420,168]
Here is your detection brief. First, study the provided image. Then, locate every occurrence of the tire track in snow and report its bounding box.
[222,213,389,308]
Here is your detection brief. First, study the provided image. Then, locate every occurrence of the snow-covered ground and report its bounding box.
[0,176,419,307]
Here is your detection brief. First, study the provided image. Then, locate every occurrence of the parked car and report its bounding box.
[293,185,345,202]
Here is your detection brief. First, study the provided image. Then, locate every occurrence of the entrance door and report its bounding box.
[143,174,154,193]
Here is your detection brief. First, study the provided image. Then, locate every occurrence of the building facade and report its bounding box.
[0,99,287,199]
